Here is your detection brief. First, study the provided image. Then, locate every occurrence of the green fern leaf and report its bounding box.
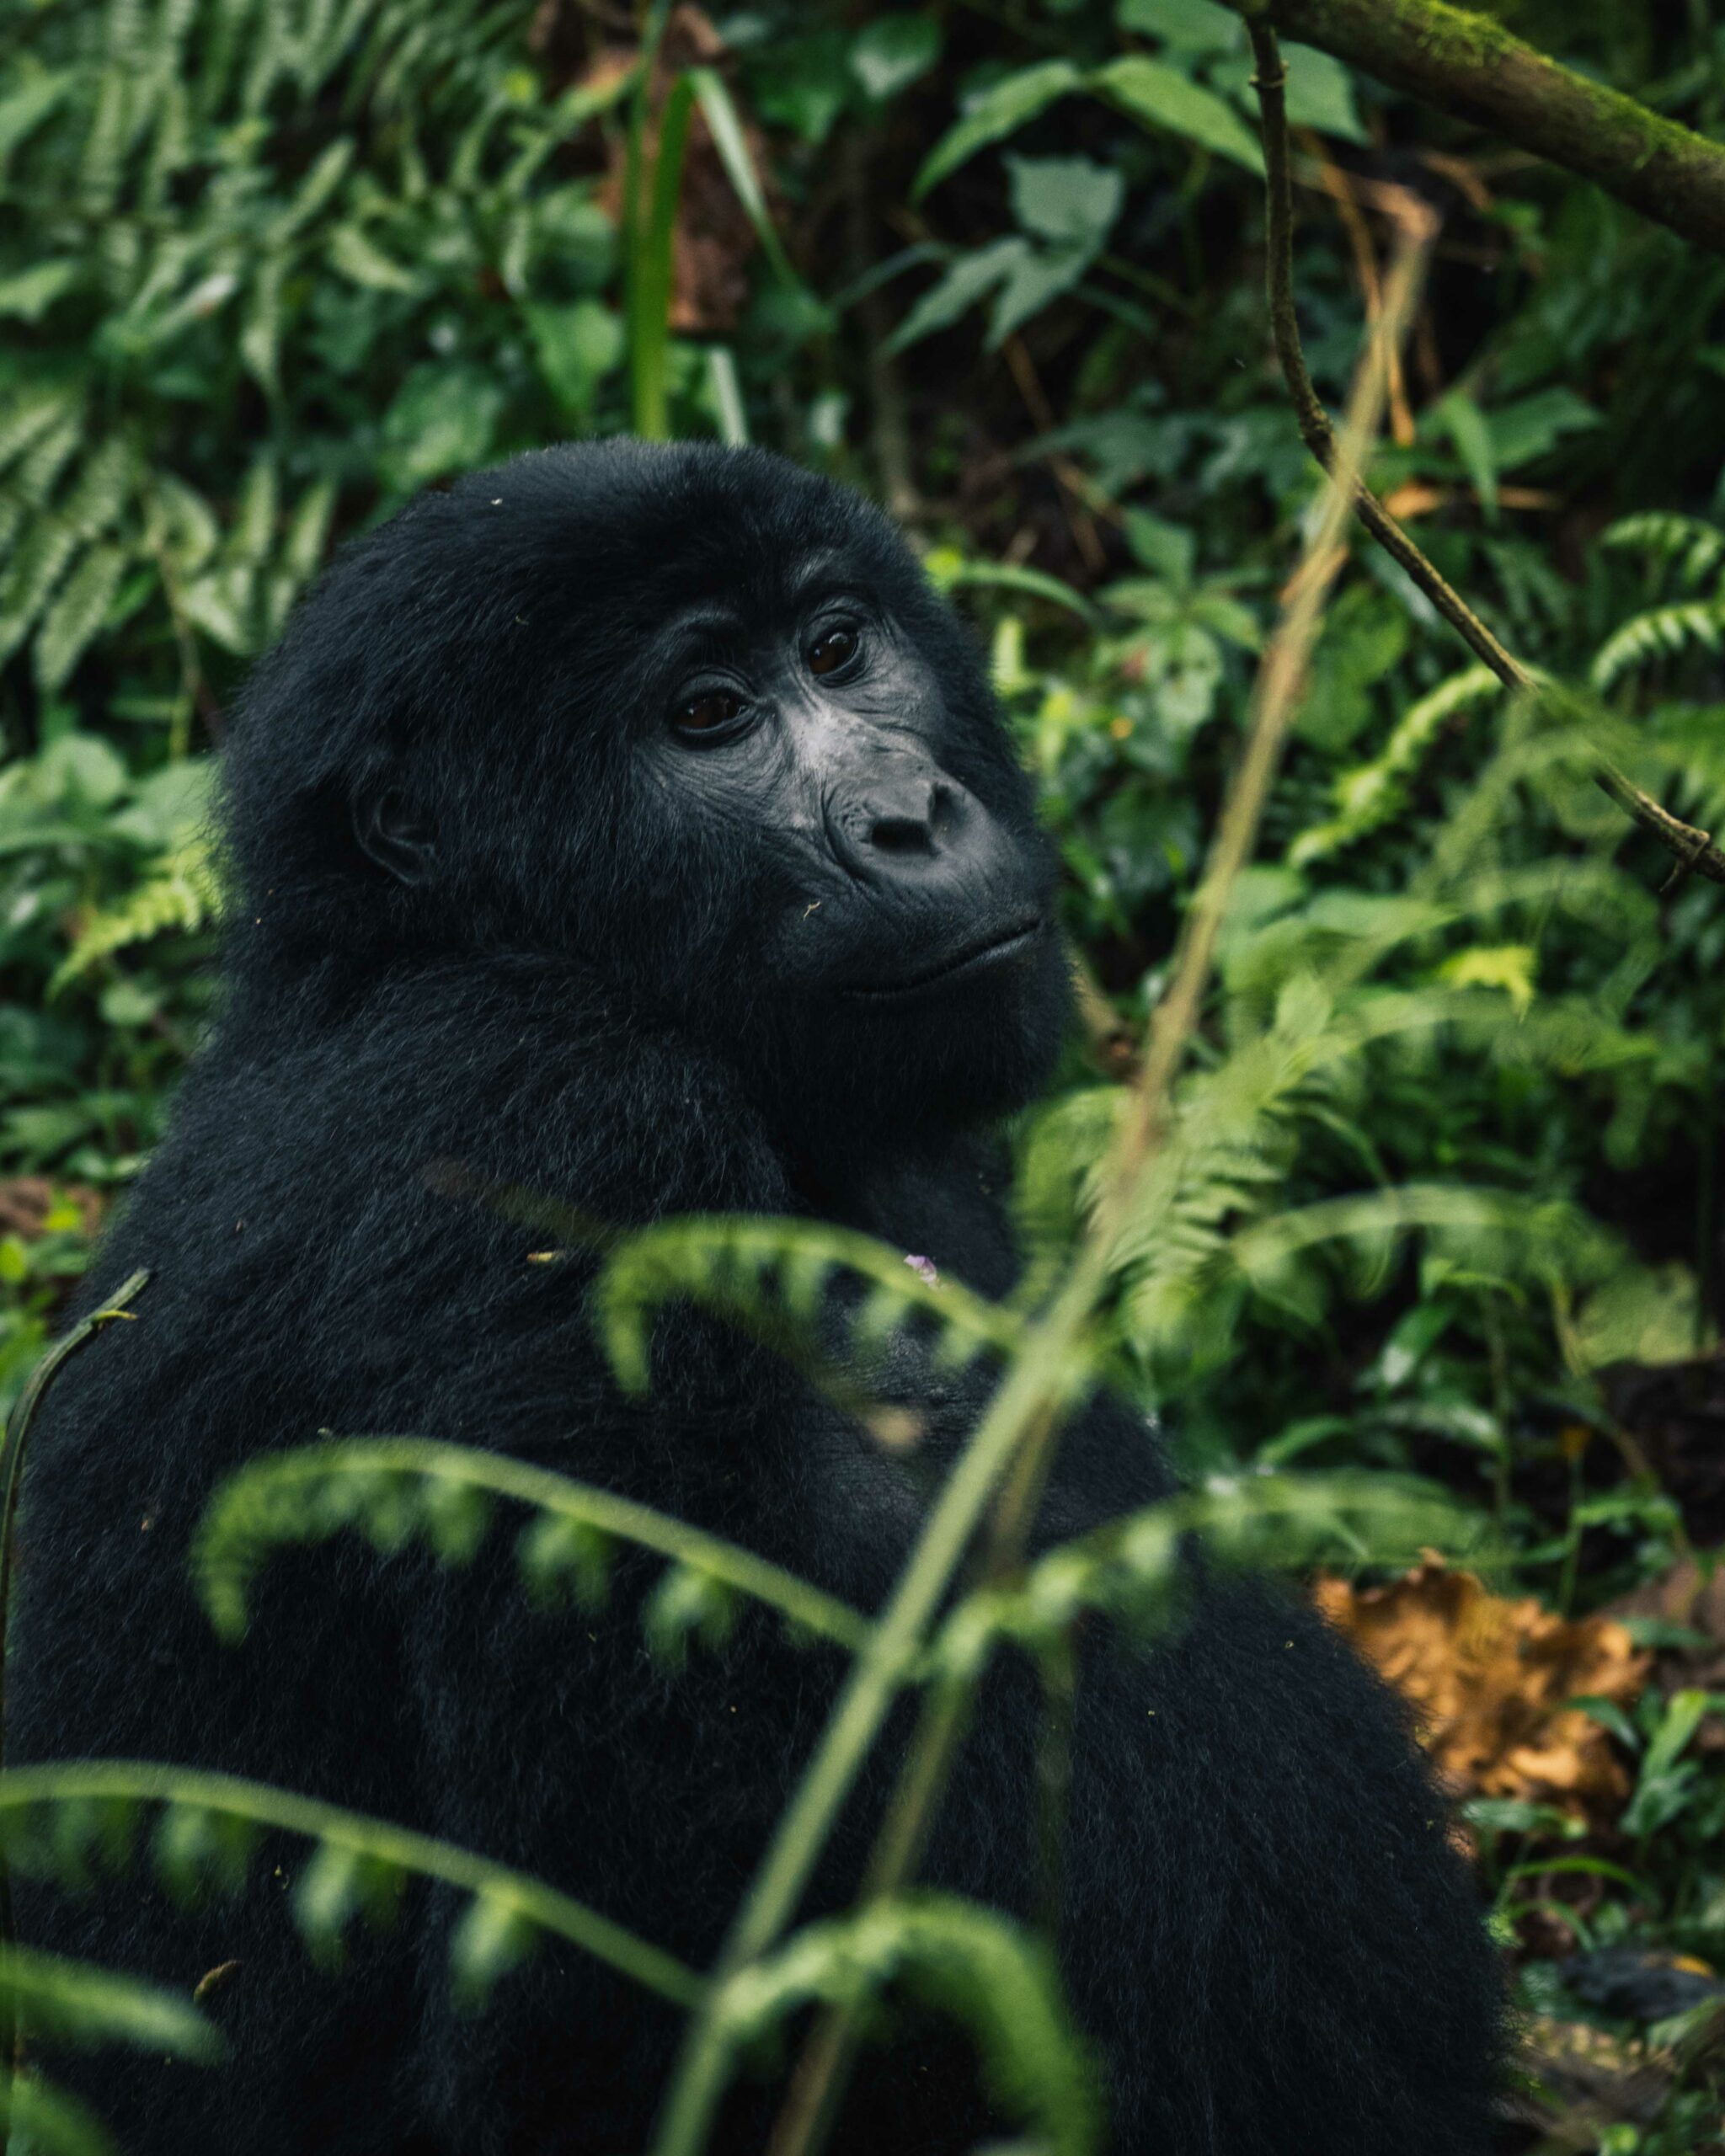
[51,835,223,994]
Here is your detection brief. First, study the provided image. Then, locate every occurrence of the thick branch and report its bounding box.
[1232,0,1725,257]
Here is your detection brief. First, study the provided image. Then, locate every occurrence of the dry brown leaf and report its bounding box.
[1314,1559,1649,1822]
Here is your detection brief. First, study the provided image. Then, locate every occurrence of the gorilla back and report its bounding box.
[8,442,1498,2154]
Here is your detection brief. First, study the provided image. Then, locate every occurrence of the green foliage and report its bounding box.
[0,1946,218,2062]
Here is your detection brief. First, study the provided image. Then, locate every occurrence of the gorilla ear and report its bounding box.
[354,787,439,889]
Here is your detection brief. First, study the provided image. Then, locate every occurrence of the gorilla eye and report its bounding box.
[674,689,745,738]
[808,626,858,677]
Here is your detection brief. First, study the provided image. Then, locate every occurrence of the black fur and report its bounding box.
[9,442,1498,2153]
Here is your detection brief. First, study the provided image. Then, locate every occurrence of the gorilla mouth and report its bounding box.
[844,915,1046,999]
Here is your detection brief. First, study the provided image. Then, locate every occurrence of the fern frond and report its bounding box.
[34,542,127,692]
[0,1945,219,2061]
[1591,601,1725,691]
[1601,510,1725,590]
[192,1437,872,1655]
[595,1214,1023,1401]
[50,834,222,994]
[0,1761,703,2012]
[1290,665,1506,868]
[718,1896,1099,2156]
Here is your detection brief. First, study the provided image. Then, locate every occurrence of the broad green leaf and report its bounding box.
[912,61,1084,198]
[850,15,943,103]
[1486,387,1600,469]
[377,365,505,495]
[1114,0,1242,51]
[0,260,79,322]
[987,242,1092,344]
[1092,55,1264,174]
[1122,510,1194,584]
[885,239,1025,353]
[524,300,625,419]
[1279,43,1367,142]
[747,29,852,147]
[1007,155,1124,248]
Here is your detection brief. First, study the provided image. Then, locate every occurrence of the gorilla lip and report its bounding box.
[843,915,1045,998]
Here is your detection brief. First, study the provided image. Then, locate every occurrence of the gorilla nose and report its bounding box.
[866,779,959,858]
[827,771,971,881]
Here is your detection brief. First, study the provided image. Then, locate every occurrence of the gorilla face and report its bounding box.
[231,440,1071,1150]
[639,562,1049,1004]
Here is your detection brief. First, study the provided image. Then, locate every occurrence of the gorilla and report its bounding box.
[8,441,1498,2154]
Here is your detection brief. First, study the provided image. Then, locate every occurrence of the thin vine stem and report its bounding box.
[1247,19,1725,891]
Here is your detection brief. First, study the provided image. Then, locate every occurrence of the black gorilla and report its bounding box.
[9,442,1498,2154]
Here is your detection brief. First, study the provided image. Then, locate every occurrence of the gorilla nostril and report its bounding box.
[867,782,954,857]
[868,811,936,856]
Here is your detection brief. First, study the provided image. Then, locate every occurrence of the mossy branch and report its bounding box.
[1246,22,1725,893]
[1231,0,1725,257]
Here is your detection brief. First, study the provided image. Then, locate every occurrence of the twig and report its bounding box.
[0,1267,150,2069]
[1247,21,1725,892]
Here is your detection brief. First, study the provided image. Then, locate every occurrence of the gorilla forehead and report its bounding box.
[425,440,923,672]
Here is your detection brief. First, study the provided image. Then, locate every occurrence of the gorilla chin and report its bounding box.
[797,914,1071,1141]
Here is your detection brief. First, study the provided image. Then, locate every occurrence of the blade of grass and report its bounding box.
[688,67,793,286]
[630,72,696,440]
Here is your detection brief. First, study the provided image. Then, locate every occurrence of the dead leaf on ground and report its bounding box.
[1314,1560,1649,1823]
